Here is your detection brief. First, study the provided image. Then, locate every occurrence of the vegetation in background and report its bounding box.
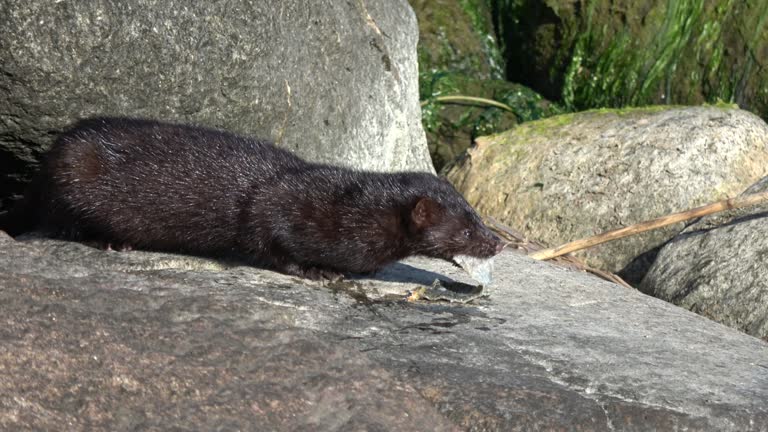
[457,0,505,78]
[414,0,768,165]
[410,0,563,169]
[493,0,768,119]
[420,71,562,171]
[411,0,504,79]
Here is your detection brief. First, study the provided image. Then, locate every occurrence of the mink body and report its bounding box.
[2,117,503,279]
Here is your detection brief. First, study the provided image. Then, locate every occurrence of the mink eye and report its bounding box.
[462,229,472,239]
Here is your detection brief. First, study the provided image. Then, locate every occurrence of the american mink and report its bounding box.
[1,117,503,280]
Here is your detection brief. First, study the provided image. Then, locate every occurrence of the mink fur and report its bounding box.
[1,117,503,280]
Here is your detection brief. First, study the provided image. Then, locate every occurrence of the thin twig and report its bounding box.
[529,190,768,261]
[421,95,515,113]
[485,217,633,289]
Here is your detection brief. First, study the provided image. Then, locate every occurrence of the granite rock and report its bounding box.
[642,175,768,340]
[1,232,767,430]
[446,105,768,283]
[0,0,432,210]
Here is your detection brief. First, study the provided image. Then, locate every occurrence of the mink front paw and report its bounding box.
[106,242,133,252]
[302,267,344,282]
[86,240,134,252]
[279,262,343,281]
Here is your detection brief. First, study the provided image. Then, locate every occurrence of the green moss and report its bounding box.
[512,111,578,137]
[499,104,685,141]
[584,104,683,115]
[458,0,505,78]
[412,0,503,79]
[703,100,739,109]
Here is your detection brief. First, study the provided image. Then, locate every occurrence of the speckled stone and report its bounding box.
[2,232,767,430]
[0,0,432,210]
[446,106,768,283]
[642,175,768,340]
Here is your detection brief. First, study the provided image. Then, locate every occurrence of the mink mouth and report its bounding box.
[443,248,498,262]
[469,240,505,259]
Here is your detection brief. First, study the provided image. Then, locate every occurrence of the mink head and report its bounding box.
[408,182,503,261]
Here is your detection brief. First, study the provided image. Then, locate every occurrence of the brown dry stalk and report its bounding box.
[420,95,515,113]
[529,190,768,261]
[485,217,633,289]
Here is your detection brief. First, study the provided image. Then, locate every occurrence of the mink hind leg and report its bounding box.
[38,202,133,251]
[44,223,133,252]
[279,261,343,281]
[241,235,344,281]
[248,249,343,281]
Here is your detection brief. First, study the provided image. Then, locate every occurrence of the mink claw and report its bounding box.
[322,271,344,283]
[103,242,133,252]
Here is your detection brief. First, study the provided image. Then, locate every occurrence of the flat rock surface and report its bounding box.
[446,106,768,283]
[2,232,767,431]
[642,176,768,340]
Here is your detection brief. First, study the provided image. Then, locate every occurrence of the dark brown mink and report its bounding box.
[0,117,503,280]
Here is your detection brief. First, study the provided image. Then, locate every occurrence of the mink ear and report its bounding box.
[411,197,440,228]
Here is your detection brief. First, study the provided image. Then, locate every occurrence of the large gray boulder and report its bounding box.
[446,105,768,283]
[0,0,432,210]
[642,176,768,340]
[2,232,767,430]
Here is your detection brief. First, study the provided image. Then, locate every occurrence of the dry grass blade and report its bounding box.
[420,95,516,113]
[529,190,768,261]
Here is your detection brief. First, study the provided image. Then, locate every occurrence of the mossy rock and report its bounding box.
[446,105,768,283]
[409,0,504,79]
